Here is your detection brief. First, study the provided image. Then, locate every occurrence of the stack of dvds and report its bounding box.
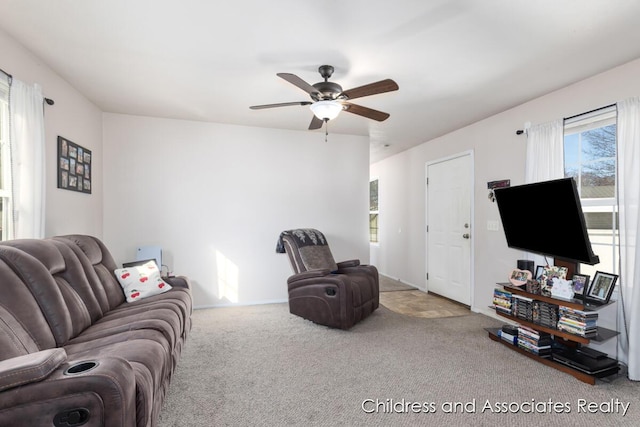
[557,306,598,337]
[497,324,519,345]
[493,288,512,315]
[512,294,533,321]
[517,325,552,357]
[532,301,559,328]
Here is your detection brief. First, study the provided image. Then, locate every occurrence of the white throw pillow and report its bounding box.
[114,261,172,302]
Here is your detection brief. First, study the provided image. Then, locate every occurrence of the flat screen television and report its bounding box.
[493,178,600,265]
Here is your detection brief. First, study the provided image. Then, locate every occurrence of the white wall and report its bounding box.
[371,58,640,323]
[2,26,371,309]
[0,28,104,238]
[103,114,370,308]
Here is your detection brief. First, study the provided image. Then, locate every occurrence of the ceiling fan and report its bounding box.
[250,65,399,131]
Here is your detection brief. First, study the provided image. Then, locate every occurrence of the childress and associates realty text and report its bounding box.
[361,398,630,416]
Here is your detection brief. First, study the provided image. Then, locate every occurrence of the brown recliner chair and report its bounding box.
[276,228,379,329]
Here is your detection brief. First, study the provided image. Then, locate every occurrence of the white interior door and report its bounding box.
[426,153,472,305]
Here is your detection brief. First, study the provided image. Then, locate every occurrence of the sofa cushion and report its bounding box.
[55,235,192,340]
[54,235,126,310]
[1,239,101,337]
[0,246,71,349]
[115,261,172,302]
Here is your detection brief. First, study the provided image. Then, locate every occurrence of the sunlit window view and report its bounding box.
[0,79,10,241]
[563,107,618,278]
[370,179,378,243]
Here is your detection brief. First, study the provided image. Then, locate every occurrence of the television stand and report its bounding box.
[488,283,619,385]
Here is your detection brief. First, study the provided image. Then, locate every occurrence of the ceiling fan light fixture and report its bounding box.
[310,100,342,121]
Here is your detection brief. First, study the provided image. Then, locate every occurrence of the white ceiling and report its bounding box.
[2,0,640,163]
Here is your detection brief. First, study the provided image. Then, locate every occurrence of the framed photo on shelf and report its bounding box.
[571,273,590,297]
[535,265,545,281]
[539,265,568,297]
[58,136,91,194]
[509,268,531,287]
[586,271,618,305]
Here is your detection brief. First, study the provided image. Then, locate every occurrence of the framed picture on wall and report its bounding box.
[58,136,91,194]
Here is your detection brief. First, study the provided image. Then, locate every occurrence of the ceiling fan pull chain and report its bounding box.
[325,119,329,142]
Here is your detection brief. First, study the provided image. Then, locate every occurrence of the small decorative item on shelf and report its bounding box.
[526,279,541,295]
[509,268,532,287]
[550,277,575,300]
[539,266,568,297]
[535,265,545,281]
[571,273,590,298]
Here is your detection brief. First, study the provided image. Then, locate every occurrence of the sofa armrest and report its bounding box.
[163,275,191,289]
[0,355,137,427]
[336,259,360,269]
[0,348,67,392]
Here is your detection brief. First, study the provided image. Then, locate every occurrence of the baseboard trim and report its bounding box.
[378,272,422,291]
[194,299,288,310]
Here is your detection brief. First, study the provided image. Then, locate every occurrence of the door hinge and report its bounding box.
[426,273,429,280]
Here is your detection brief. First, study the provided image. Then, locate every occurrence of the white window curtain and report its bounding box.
[616,96,640,381]
[522,119,564,267]
[9,79,46,239]
[524,119,564,183]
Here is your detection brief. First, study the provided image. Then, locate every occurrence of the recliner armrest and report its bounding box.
[0,348,67,392]
[287,269,332,284]
[336,259,360,268]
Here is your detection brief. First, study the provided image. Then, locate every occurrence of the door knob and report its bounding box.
[463,233,470,239]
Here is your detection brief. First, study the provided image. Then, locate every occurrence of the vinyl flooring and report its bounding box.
[378,275,471,319]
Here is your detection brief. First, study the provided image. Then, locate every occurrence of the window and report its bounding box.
[563,106,617,278]
[0,77,10,241]
[369,179,378,243]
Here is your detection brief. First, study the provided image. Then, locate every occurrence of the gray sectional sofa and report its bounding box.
[0,235,192,427]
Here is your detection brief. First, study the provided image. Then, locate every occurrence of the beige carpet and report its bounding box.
[158,304,640,427]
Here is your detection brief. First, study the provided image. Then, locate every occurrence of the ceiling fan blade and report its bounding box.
[250,101,312,110]
[343,102,390,122]
[308,115,324,130]
[277,73,321,97]
[341,79,399,100]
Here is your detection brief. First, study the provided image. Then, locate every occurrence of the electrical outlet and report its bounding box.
[487,220,499,231]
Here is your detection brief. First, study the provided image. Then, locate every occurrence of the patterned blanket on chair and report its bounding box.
[275,229,328,253]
